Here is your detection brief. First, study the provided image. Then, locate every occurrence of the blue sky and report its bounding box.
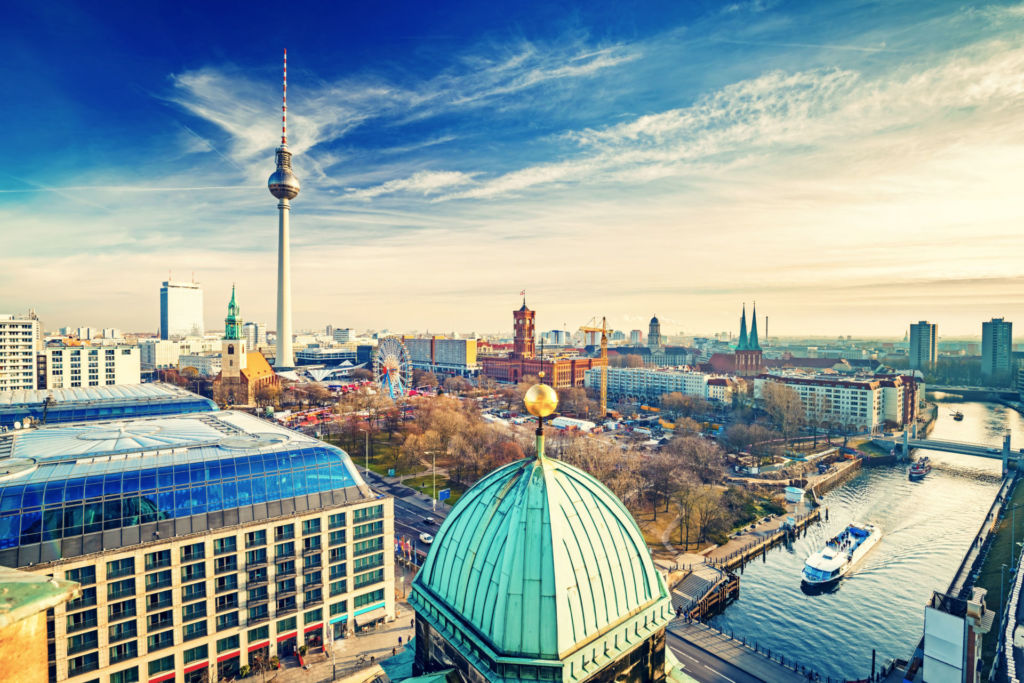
[4,1,1023,337]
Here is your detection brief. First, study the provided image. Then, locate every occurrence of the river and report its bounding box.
[709,398,1024,680]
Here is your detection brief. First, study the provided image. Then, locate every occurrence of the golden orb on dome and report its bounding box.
[524,383,558,418]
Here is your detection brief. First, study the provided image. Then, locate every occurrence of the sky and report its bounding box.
[3,0,1023,338]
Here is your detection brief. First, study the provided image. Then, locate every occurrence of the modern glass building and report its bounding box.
[0,410,394,683]
[159,281,204,340]
[0,383,218,430]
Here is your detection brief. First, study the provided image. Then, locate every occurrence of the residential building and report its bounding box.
[908,321,937,370]
[982,318,1013,379]
[140,340,181,370]
[629,329,643,346]
[0,410,394,683]
[404,337,478,377]
[1,314,41,391]
[0,383,218,430]
[585,366,716,403]
[243,322,268,350]
[40,345,141,389]
[177,353,223,377]
[754,372,911,432]
[331,328,353,344]
[160,281,204,340]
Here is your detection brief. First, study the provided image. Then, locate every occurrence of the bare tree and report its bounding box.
[761,382,804,446]
[674,476,699,549]
[693,486,725,543]
[664,436,725,484]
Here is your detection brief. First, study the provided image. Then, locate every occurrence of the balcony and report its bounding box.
[303,597,323,608]
[246,558,268,569]
[303,579,322,589]
[275,605,297,617]
[302,546,321,557]
[216,599,239,613]
[247,576,268,589]
[276,566,296,578]
[247,613,270,626]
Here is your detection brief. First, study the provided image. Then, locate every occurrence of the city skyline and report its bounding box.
[4,1,1023,336]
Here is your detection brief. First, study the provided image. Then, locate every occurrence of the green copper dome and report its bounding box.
[409,456,673,682]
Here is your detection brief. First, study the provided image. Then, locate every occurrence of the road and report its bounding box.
[666,629,764,683]
[360,467,450,560]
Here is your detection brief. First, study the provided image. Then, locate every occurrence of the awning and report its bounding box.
[354,606,387,626]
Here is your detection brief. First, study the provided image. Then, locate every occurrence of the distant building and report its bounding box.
[404,337,478,377]
[647,315,661,349]
[139,339,180,370]
[295,348,358,366]
[243,321,268,349]
[39,345,141,389]
[160,280,204,339]
[754,372,914,431]
[177,352,222,377]
[982,317,1013,379]
[512,300,536,359]
[734,304,763,376]
[922,589,991,683]
[213,288,278,405]
[0,314,40,391]
[629,329,643,345]
[586,366,721,403]
[908,321,937,369]
[332,327,354,343]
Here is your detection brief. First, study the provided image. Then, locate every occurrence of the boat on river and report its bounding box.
[802,522,881,586]
[952,411,964,421]
[909,457,932,481]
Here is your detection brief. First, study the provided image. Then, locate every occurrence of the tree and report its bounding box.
[645,451,682,519]
[624,354,644,368]
[413,370,439,389]
[674,477,699,548]
[350,368,374,381]
[805,393,832,447]
[442,376,471,395]
[557,386,591,416]
[693,486,725,543]
[254,383,281,408]
[761,382,804,445]
[382,408,402,438]
[673,417,702,436]
[664,436,725,484]
[307,384,332,406]
[660,392,710,418]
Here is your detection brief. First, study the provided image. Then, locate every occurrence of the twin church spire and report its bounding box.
[737,303,762,351]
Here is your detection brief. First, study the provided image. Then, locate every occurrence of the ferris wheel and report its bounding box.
[373,336,412,400]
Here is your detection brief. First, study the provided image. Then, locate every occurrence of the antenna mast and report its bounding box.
[282,49,288,146]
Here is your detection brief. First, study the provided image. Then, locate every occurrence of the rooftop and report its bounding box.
[0,383,204,409]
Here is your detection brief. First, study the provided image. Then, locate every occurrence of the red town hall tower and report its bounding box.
[512,299,536,360]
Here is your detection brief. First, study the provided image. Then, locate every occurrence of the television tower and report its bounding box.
[268,49,300,369]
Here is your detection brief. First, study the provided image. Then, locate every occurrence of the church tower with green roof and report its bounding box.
[221,285,247,381]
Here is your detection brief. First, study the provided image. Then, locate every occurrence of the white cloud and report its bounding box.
[345,170,478,200]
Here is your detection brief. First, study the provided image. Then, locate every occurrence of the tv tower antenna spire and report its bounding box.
[281,48,288,146]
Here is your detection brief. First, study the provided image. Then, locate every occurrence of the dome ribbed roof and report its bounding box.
[650,315,659,324]
[410,456,671,665]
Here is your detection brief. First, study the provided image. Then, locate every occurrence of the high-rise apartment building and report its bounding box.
[0,410,394,683]
[0,314,41,391]
[39,345,141,389]
[331,328,353,344]
[629,329,643,346]
[404,337,478,377]
[160,281,204,340]
[908,321,937,370]
[982,317,1013,379]
[244,323,268,350]
[140,340,181,370]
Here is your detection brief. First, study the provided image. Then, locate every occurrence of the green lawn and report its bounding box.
[973,481,1024,671]
[323,433,426,477]
[401,474,467,507]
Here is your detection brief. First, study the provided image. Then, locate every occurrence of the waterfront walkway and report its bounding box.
[668,621,809,683]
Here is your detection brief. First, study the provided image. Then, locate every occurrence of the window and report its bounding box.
[145,550,171,571]
[353,505,383,522]
[181,562,205,582]
[353,538,383,556]
[67,609,98,633]
[328,512,346,529]
[147,630,174,652]
[246,548,268,566]
[183,620,208,642]
[303,554,321,569]
[274,524,294,541]
[303,536,322,552]
[276,616,297,633]
[68,630,99,654]
[183,602,206,622]
[245,530,266,548]
[146,590,172,612]
[276,596,297,613]
[248,604,269,622]
[304,570,321,586]
[216,612,239,631]
[181,542,205,562]
[148,655,174,676]
[274,542,294,559]
[330,580,347,596]
[106,558,134,580]
[354,553,383,572]
[216,594,239,611]
[353,521,383,539]
[354,569,384,589]
[248,625,269,642]
[145,570,171,592]
[108,620,137,643]
[67,586,98,611]
[302,518,321,535]
[65,565,96,585]
[329,600,347,617]
[328,530,346,546]
[217,634,240,653]
[248,586,269,603]
[182,582,206,602]
[109,600,136,622]
[354,589,384,609]
[68,652,99,677]
[184,644,208,665]
[216,574,239,593]
[147,610,173,632]
[109,666,139,683]
[247,568,268,586]
[276,577,296,594]
[329,563,347,580]
[215,555,237,574]
[109,640,137,664]
[303,608,322,625]
[303,588,322,606]
[108,578,135,600]
[276,560,295,577]
[214,536,237,555]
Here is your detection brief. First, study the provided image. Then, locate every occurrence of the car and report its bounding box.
[423,517,436,526]
[419,533,434,544]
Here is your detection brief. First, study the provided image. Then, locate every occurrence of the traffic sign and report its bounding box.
[438,488,451,501]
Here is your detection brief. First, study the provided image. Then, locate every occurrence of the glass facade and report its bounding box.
[0,447,357,549]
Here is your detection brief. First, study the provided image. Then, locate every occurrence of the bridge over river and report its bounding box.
[877,427,1019,473]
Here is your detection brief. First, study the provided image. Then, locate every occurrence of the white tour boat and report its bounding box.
[802,522,881,586]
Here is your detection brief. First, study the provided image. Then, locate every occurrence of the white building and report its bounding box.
[160,280,204,339]
[0,314,40,391]
[404,337,478,376]
[753,372,909,432]
[585,366,714,402]
[332,328,354,343]
[41,345,141,389]
[178,352,223,377]
[244,322,268,349]
[139,339,181,370]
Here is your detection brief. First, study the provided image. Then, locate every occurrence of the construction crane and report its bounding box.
[579,317,609,418]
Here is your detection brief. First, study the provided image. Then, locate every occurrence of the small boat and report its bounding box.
[952,411,964,421]
[802,522,882,586]
[909,456,932,481]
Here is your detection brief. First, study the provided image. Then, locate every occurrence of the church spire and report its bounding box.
[749,302,761,351]
[737,304,749,351]
[224,284,243,340]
